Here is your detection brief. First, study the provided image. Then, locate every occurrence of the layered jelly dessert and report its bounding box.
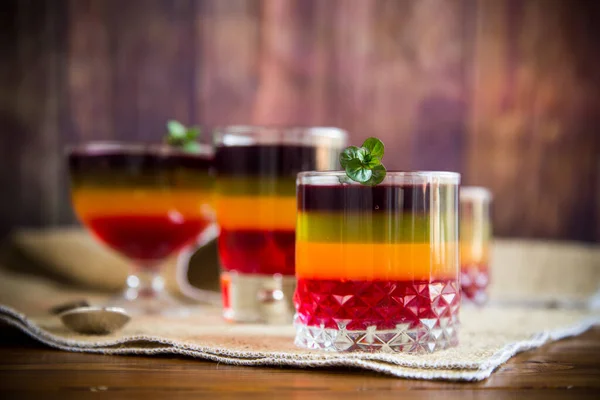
[69,144,215,268]
[214,127,346,322]
[460,187,492,305]
[215,145,316,276]
[294,171,461,353]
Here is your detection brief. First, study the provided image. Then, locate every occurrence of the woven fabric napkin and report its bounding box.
[1,229,599,381]
[0,265,598,382]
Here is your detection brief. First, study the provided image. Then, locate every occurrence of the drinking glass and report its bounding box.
[214,126,347,323]
[294,171,460,352]
[68,142,215,315]
[460,186,492,305]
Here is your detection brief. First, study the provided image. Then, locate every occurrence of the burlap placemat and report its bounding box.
[0,265,598,381]
[1,229,599,381]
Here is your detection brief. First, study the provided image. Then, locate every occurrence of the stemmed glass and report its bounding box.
[67,142,215,315]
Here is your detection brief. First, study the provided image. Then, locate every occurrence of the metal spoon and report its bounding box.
[59,306,131,335]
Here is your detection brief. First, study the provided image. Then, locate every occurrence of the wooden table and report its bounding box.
[1,325,599,399]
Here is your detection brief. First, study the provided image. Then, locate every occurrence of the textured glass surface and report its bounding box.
[295,280,460,352]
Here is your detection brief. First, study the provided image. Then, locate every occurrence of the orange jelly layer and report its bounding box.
[296,241,458,281]
[216,195,296,230]
[460,241,490,266]
[71,188,214,218]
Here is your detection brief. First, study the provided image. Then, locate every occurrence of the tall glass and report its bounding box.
[294,171,460,352]
[460,186,492,305]
[214,126,347,323]
[68,142,215,315]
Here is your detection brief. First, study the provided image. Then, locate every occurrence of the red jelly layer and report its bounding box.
[294,278,460,331]
[86,215,210,263]
[218,229,295,275]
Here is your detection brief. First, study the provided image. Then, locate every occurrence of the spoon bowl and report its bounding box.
[60,306,131,335]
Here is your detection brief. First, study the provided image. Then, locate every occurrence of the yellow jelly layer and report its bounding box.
[71,188,215,219]
[215,195,296,230]
[459,206,491,265]
[296,241,458,281]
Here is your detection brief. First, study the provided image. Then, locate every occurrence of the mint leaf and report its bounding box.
[355,147,369,163]
[339,137,386,186]
[363,155,381,169]
[186,126,201,140]
[345,159,372,183]
[167,120,186,139]
[362,137,384,159]
[165,120,203,153]
[340,146,361,169]
[365,164,386,185]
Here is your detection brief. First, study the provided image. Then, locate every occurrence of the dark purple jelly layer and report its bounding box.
[298,184,457,213]
[69,150,213,172]
[216,145,329,177]
[69,150,213,188]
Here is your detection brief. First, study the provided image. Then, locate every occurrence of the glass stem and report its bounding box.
[125,268,165,301]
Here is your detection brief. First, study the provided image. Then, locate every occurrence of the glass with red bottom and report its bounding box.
[294,171,460,352]
[460,186,492,305]
[68,142,215,316]
[214,126,347,323]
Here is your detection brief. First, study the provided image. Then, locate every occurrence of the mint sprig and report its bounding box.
[165,120,202,153]
[339,137,386,186]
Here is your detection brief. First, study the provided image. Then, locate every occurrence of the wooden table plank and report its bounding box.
[0,325,599,398]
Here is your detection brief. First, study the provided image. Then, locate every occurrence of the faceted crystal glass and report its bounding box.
[460,186,492,305]
[294,171,461,352]
[68,142,215,315]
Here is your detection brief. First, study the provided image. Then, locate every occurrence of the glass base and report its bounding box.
[294,316,459,353]
[221,271,296,324]
[105,288,191,317]
[106,271,191,317]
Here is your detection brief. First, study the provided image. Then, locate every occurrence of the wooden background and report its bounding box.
[1,0,599,243]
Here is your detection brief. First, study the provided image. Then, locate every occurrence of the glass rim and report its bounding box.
[297,170,461,185]
[213,125,348,146]
[460,186,493,201]
[65,141,214,157]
